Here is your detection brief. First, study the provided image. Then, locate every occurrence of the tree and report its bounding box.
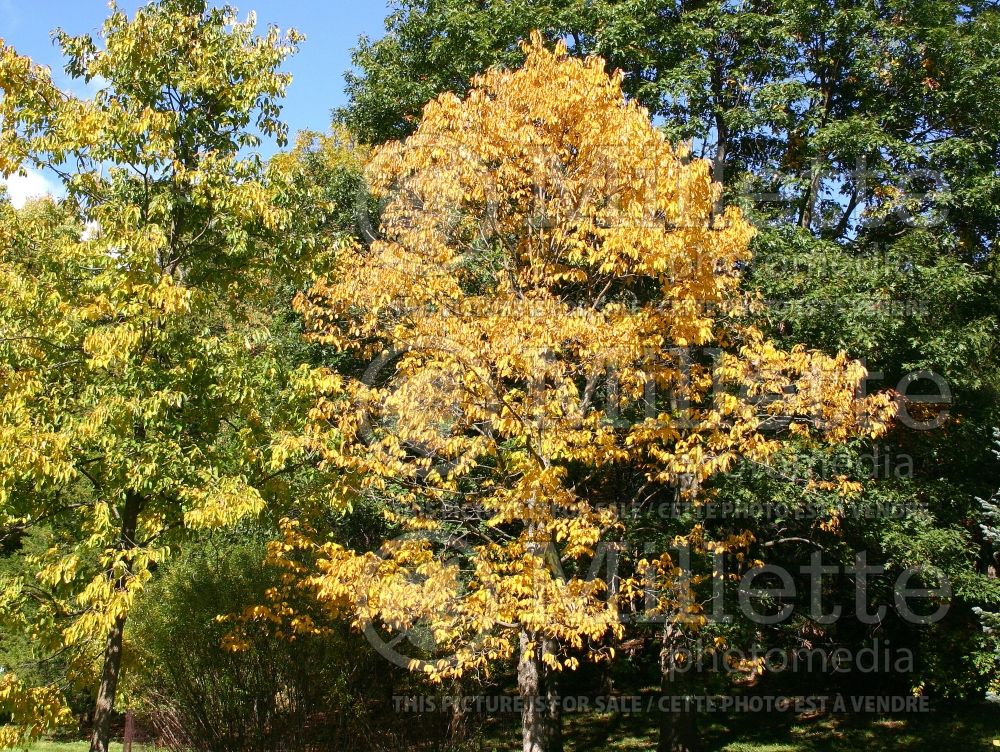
[0,3,311,749]
[340,0,1000,704]
[340,0,591,145]
[267,37,892,752]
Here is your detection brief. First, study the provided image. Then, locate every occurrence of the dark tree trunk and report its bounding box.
[658,700,698,752]
[657,625,700,752]
[799,71,832,233]
[799,157,823,231]
[709,54,729,219]
[518,632,562,752]
[543,637,563,752]
[89,492,142,752]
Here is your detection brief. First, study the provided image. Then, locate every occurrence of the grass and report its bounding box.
[26,707,1000,752]
[27,744,149,752]
[478,704,1000,751]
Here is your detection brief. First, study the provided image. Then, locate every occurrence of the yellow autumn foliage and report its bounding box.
[262,36,895,681]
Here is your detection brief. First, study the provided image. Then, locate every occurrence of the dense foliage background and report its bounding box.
[2,1,999,751]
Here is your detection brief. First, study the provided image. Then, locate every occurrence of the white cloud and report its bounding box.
[81,220,101,241]
[1,169,58,209]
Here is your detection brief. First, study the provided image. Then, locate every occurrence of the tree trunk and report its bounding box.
[90,492,142,752]
[799,79,831,233]
[543,637,563,752]
[518,631,562,752]
[657,625,700,752]
[799,157,823,231]
[658,710,697,752]
[709,57,728,220]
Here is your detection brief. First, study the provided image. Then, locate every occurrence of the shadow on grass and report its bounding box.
[478,703,1000,752]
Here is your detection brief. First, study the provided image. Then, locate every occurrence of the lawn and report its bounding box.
[27,744,150,752]
[27,707,1000,752]
[478,705,1000,751]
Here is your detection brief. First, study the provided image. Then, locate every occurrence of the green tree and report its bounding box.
[0,3,315,749]
[341,0,593,144]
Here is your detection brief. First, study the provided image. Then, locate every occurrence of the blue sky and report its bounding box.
[0,1,391,203]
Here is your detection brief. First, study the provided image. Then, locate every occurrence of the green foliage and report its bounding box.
[126,536,367,752]
[0,1,326,744]
[340,0,591,144]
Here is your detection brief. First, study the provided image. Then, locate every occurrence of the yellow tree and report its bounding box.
[0,3,316,750]
[266,35,894,752]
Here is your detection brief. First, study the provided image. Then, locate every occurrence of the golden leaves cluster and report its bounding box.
[276,37,897,681]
